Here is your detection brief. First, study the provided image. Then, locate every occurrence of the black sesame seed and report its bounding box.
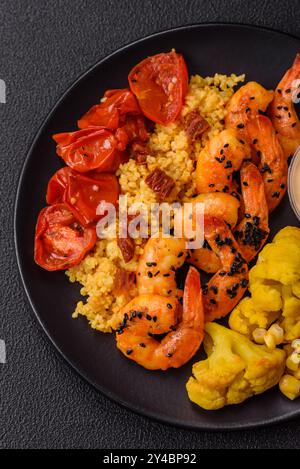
[224,143,229,148]
[285,88,291,93]
[241,279,249,288]
[219,271,226,276]
[126,349,133,355]
[163,273,170,277]
[152,316,157,322]
[139,343,146,348]
[280,183,285,189]
[256,150,261,158]
[166,353,173,358]
[277,89,282,94]
[237,123,245,129]
[167,303,173,309]
[292,122,297,127]
[209,183,215,188]
[253,216,260,226]
[225,160,232,169]
[252,138,258,144]
[147,271,153,278]
[243,181,249,186]
[210,298,217,305]
[146,314,152,321]
[177,251,184,258]
[272,191,280,198]
[210,285,218,294]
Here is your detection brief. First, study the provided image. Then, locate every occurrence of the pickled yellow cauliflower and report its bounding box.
[229,227,300,341]
[186,323,286,410]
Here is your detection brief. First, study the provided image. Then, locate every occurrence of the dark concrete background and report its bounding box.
[0,0,300,449]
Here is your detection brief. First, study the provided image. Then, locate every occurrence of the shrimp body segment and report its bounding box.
[116,267,204,370]
[235,162,270,262]
[246,115,288,212]
[269,53,300,159]
[195,129,251,195]
[187,193,240,273]
[137,237,187,297]
[225,81,274,164]
[225,82,273,137]
[203,216,249,322]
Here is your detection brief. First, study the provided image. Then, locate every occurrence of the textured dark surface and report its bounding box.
[1,0,300,449]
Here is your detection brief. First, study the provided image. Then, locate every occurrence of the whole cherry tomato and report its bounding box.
[34,203,97,271]
[128,51,188,125]
[77,88,140,130]
[53,127,123,173]
[46,167,119,226]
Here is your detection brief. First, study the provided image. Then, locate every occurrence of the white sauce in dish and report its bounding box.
[289,149,300,220]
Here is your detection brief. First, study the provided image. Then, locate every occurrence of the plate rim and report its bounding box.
[14,22,300,431]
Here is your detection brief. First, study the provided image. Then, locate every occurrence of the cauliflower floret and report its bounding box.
[186,323,286,410]
[229,297,280,336]
[229,227,300,341]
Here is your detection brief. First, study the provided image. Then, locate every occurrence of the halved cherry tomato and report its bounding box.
[53,127,124,173]
[128,51,188,125]
[115,114,149,151]
[46,167,119,226]
[77,88,140,130]
[34,204,97,271]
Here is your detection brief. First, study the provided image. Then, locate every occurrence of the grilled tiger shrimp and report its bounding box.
[234,162,269,262]
[136,236,187,298]
[246,115,288,212]
[203,216,249,322]
[195,129,250,195]
[116,267,204,370]
[186,193,240,274]
[225,81,274,164]
[269,53,300,159]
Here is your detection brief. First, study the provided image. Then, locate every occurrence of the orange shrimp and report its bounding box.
[136,236,186,298]
[246,115,288,212]
[186,193,240,274]
[269,53,300,159]
[116,267,204,370]
[234,162,269,262]
[195,129,250,195]
[203,216,249,322]
[225,81,274,162]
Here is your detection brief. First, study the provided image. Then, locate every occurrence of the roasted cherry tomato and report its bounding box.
[34,204,97,271]
[53,127,124,173]
[115,114,149,151]
[128,51,188,125]
[46,167,119,226]
[77,88,140,130]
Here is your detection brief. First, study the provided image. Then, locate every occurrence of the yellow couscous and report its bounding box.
[66,72,245,332]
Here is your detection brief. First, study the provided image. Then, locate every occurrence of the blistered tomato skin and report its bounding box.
[46,167,119,226]
[34,204,97,271]
[128,51,188,125]
[53,127,121,173]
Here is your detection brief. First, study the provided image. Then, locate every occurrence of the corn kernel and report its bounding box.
[289,368,300,380]
[264,332,276,349]
[286,354,299,371]
[279,374,300,400]
[291,339,300,352]
[252,328,266,344]
[268,324,284,344]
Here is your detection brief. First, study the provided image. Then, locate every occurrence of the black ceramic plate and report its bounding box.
[15,24,300,430]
